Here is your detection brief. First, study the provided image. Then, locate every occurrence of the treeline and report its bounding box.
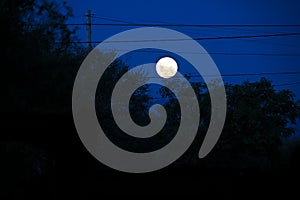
[1,1,300,198]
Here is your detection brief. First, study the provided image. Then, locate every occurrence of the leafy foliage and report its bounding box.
[1,0,85,114]
[200,78,299,168]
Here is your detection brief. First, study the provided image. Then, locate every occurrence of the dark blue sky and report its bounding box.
[65,0,300,97]
[64,0,300,136]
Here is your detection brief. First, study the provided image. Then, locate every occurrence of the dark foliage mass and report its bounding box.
[1,0,300,198]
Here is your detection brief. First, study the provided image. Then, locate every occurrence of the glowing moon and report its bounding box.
[155,57,178,78]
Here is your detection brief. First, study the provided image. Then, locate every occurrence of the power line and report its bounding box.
[200,71,300,77]
[65,23,300,27]
[90,16,132,24]
[85,16,300,28]
[218,71,300,77]
[183,26,300,48]
[68,32,300,44]
[99,49,300,56]
[149,81,300,100]
[210,53,300,56]
[144,71,300,79]
[71,17,300,46]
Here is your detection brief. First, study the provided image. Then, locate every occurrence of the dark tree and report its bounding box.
[157,78,300,168]
[201,78,300,168]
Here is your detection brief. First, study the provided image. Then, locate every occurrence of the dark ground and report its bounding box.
[1,114,299,199]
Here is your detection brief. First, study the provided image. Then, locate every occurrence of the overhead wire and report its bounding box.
[63,18,300,88]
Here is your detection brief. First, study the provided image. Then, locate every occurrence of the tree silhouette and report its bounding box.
[1,1,300,198]
[201,78,300,168]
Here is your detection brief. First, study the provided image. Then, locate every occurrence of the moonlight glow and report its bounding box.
[155,57,178,78]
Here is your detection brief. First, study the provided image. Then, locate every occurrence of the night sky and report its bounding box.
[2,2,300,198]
[65,0,300,134]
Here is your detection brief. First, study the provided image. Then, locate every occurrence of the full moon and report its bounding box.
[155,57,178,78]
